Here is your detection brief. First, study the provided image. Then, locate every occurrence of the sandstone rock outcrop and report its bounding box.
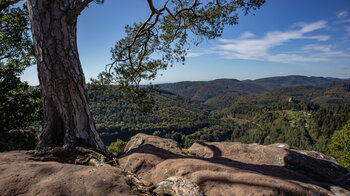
[120,134,350,196]
[1,133,349,196]
[119,133,184,176]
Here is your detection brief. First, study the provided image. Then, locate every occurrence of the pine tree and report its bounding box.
[25,0,265,154]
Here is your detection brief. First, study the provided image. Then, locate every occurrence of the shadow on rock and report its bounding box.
[119,134,350,196]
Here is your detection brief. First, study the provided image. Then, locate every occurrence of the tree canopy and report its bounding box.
[96,0,265,109]
[107,0,266,82]
[329,120,350,168]
[0,4,41,133]
[13,0,265,154]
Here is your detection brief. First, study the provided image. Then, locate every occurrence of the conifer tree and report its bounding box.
[25,0,265,154]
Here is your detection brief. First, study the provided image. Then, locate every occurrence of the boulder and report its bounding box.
[123,133,184,155]
[188,142,349,187]
[146,157,334,196]
[119,136,350,196]
[188,142,289,166]
[118,133,184,176]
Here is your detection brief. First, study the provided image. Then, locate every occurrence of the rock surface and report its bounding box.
[153,176,204,196]
[119,133,184,176]
[1,134,350,196]
[122,134,350,196]
[0,151,138,196]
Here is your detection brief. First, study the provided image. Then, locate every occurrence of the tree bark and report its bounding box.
[27,0,107,154]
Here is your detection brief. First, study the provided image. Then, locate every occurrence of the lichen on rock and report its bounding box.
[153,176,204,196]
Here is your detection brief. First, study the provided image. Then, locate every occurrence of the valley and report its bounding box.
[89,75,350,154]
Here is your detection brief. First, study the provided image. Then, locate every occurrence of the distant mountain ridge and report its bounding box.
[245,75,341,90]
[159,75,346,103]
[159,79,268,102]
[204,80,350,108]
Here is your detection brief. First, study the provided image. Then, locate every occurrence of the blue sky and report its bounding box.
[21,0,350,85]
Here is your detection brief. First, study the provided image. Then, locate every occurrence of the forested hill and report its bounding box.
[204,80,350,108]
[89,88,213,146]
[245,75,341,90]
[159,79,269,102]
[89,77,350,155]
[159,75,344,102]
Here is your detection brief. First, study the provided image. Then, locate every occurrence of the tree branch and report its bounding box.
[108,0,199,74]
[174,0,199,18]
[67,0,94,22]
[146,0,159,14]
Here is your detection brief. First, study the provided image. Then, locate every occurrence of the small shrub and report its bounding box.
[8,129,38,150]
[108,139,128,156]
[329,120,350,168]
[182,148,189,154]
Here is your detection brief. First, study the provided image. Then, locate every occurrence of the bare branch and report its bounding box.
[108,0,200,75]
[166,7,176,20]
[146,0,159,14]
[107,0,265,89]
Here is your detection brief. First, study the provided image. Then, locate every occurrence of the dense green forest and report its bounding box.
[89,77,350,154]
[89,88,213,146]
[205,80,350,108]
[245,75,341,90]
[159,75,344,102]
[1,75,349,155]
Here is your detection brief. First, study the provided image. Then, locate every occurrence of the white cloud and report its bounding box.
[306,35,330,41]
[323,50,350,57]
[186,52,203,57]
[239,32,255,39]
[210,21,335,63]
[302,44,332,52]
[267,54,329,63]
[337,10,348,18]
[296,21,328,33]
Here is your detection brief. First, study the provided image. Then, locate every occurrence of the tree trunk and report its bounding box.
[27,0,107,154]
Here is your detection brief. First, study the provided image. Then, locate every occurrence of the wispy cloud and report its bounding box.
[267,54,329,63]
[334,10,350,37]
[337,10,348,18]
[186,52,203,57]
[302,44,332,52]
[239,32,256,39]
[187,20,350,63]
[208,21,337,63]
[335,19,350,24]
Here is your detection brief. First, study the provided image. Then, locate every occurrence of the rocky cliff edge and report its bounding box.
[1,133,349,196]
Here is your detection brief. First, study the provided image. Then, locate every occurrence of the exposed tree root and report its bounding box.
[27,146,118,167]
[27,147,153,195]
